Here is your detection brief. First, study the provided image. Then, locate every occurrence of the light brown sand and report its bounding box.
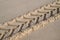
[0,0,55,24]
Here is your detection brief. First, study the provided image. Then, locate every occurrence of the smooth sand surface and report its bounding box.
[0,0,55,24]
[21,18,60,40]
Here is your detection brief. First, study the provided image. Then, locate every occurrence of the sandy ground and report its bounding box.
[0,0,55,24]
[21,18,60,40]
[0,0,60,40]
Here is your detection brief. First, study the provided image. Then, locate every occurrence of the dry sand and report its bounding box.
[21,17,60,40]
[0,0,55,24]
[0,0,60,40]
